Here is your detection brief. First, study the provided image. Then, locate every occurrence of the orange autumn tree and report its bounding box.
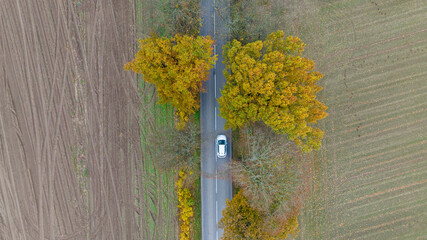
[218,190,266,240]
[125,35,217,128]
[219,190,299,240]
[218,31,327,151]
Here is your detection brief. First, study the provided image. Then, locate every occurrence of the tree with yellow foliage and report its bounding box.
[219,190,267,240]
[125,35,217,128]
[218,31,327,151]
[219,190,299,240]
[176,169,194,240]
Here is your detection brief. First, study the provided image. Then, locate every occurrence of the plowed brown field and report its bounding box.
[0,1,156,239]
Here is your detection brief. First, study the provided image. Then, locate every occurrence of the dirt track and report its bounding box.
[0,1,146,239]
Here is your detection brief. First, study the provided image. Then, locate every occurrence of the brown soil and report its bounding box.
[0,1,144,239]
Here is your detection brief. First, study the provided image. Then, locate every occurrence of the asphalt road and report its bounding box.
[200,0,232,239]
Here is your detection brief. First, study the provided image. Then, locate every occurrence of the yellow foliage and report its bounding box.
[176,169,194,240]
[219,190,265,240]
[125,34,217,129]
[219,190,299,240]
[219,30,328,151]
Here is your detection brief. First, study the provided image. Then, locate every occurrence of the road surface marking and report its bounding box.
[213,13,215,36]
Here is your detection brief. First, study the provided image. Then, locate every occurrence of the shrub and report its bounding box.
[176,169,194,240]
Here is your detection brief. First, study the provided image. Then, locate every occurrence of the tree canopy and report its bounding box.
[230,126,300,215]
[219,190,299,240]
[147,117,200,172]
[218,30,327,151]
[125,34,216,128]
[228,124,309,235]
[219,190,265,240]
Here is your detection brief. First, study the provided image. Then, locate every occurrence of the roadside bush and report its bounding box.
[219,190,299,240]
[172,0,201,36]
[227,123,310,235]
[141,0,201,37]
[176,169,195,240]
[147,118,200,172]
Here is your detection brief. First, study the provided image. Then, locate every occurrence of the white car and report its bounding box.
[216,135,227,158]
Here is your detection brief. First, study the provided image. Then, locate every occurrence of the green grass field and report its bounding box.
[135,1,177,239]
[137,76,177,240]
[229,0,427,239]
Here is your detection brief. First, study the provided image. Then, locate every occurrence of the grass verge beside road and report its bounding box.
[138,77,177,239]
[135,1,203,238]
[192,168,202,240]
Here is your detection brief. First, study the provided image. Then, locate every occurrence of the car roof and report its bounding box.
[218,144,226,156]
[216,135,226,141]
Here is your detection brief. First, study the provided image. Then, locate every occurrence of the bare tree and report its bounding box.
[147,118,200,172]
[228,122,311,233]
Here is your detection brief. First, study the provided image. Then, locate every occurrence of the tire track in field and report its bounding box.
[0,0,176,238]
[296,1,427,239]
[1,0,144,239]
[337,162,427,201]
